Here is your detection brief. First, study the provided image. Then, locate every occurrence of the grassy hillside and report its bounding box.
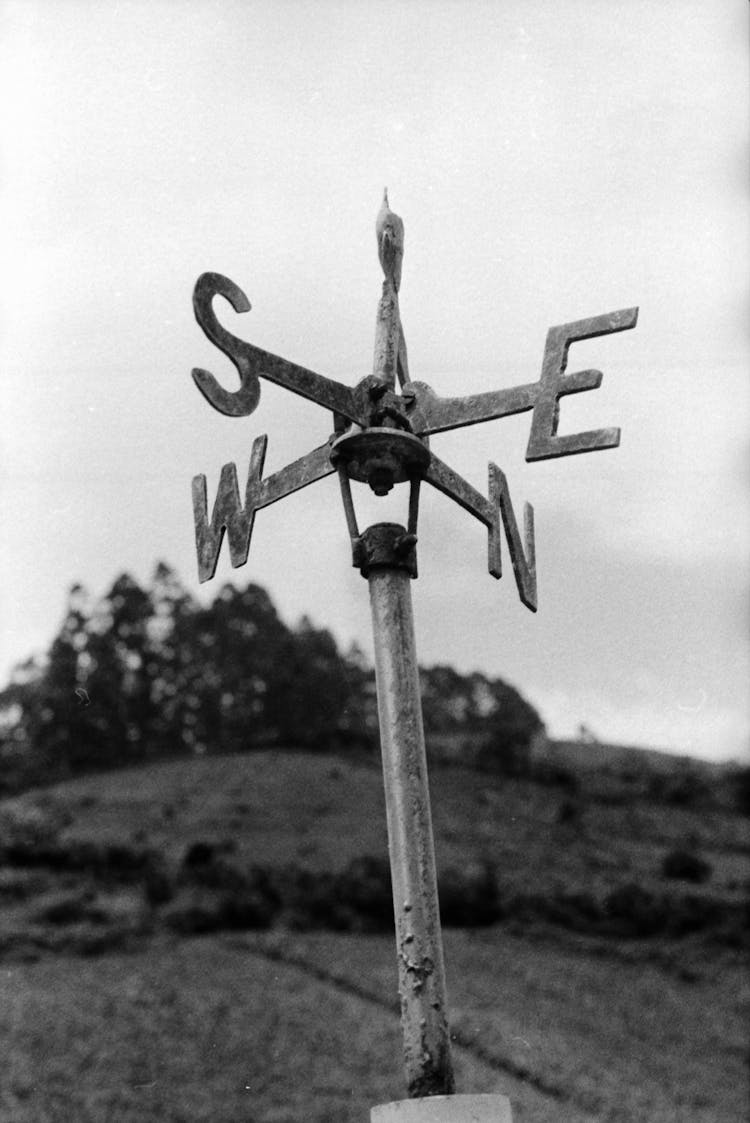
[3,748,746,920]
[1,747,748,1121]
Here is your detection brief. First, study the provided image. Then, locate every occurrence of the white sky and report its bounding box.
[1,1,747,761]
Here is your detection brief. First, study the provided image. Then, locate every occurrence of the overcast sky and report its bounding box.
[1,1,747,761]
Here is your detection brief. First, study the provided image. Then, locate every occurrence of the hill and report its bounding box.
[1,746,747,950]
[1,747,748,1122]
[541,735,736,782]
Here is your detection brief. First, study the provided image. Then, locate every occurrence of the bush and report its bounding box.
[180,842,245,892]
[182,840,220,869]
[531,760,580,792]
[556,797,583,826]
[661,848,712,884]
[730,766,750,816]
[647,767,707,808]
[0,868,48,901]
[603,883,668,938]
[336,856,393,931]
[438,861,501,927]
[162,888,228,935]
[177,844,279,930]
[665,893,723,937]
[223,866,280,929]
[279,866,354,931]
[0,798,69,855]
[142,861,173,907]
[34,889,99,926]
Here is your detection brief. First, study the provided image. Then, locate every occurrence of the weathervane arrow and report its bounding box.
[190,193,637,610]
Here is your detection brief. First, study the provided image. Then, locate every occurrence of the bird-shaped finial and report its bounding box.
[376,189,404,291]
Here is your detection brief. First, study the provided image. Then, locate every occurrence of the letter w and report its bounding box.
[191,436,267,583]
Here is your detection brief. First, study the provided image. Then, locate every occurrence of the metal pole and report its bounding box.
[362,522,455,1098]
[189,192,634,1123]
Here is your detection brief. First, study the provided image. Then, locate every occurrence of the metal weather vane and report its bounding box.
[191,191,636,609]
[189,192,638,1118]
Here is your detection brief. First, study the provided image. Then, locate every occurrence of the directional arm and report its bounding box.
[192,272,367,425]
[402,378,539,435]
[192,435,336,583]
[526,307,638,459]
[401,307,638,452]
[189,201,637,612]
[424,452,537,611]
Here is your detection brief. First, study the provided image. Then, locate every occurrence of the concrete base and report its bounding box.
[371,1095,513,1122]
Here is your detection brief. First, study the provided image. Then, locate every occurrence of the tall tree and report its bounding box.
[15,584,97,776]
[267,617,360,750]
[147,562,201,755]
[0,566,541,790]
[82,573,156,767]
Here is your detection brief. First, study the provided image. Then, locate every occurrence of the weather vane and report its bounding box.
[189,192,638,1122]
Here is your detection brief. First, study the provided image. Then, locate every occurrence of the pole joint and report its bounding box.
[354,523,418,579]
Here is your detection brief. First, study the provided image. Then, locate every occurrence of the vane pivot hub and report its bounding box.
[331,427,430,496]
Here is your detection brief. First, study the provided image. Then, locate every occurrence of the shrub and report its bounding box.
[647,767,707,808]
[33,889,103,926]
[177,844,279,929]
[0,798,67,855]
[142,860,173,907]
[100,843,158,879]
[532,761,580,792]
[280,866,356,931]
[661,848,712,884]
[543,890,602,931]
[0,868,48,901]
[336,856,393,931]
[163,880,277,935]
[665,893,723,937]
[180,843,245,892]
[221,867,280,930]
[556,797,583,826]
[438,861,501,927]
[730,765,750,816]
[603,883,668,938]
[182,840,219,869]
[162,889,227,935]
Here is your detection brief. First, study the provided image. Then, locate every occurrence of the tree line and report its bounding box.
[0,563,542,793]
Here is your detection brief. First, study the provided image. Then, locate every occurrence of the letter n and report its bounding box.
[488,464,537,612]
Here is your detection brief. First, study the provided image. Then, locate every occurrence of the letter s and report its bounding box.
[191,272,261,417]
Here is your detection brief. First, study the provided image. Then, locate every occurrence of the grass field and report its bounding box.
[1,748,748,1121]
[3,929,747,1123]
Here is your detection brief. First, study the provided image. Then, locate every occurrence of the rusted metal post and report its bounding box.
[360,523,454,1098]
